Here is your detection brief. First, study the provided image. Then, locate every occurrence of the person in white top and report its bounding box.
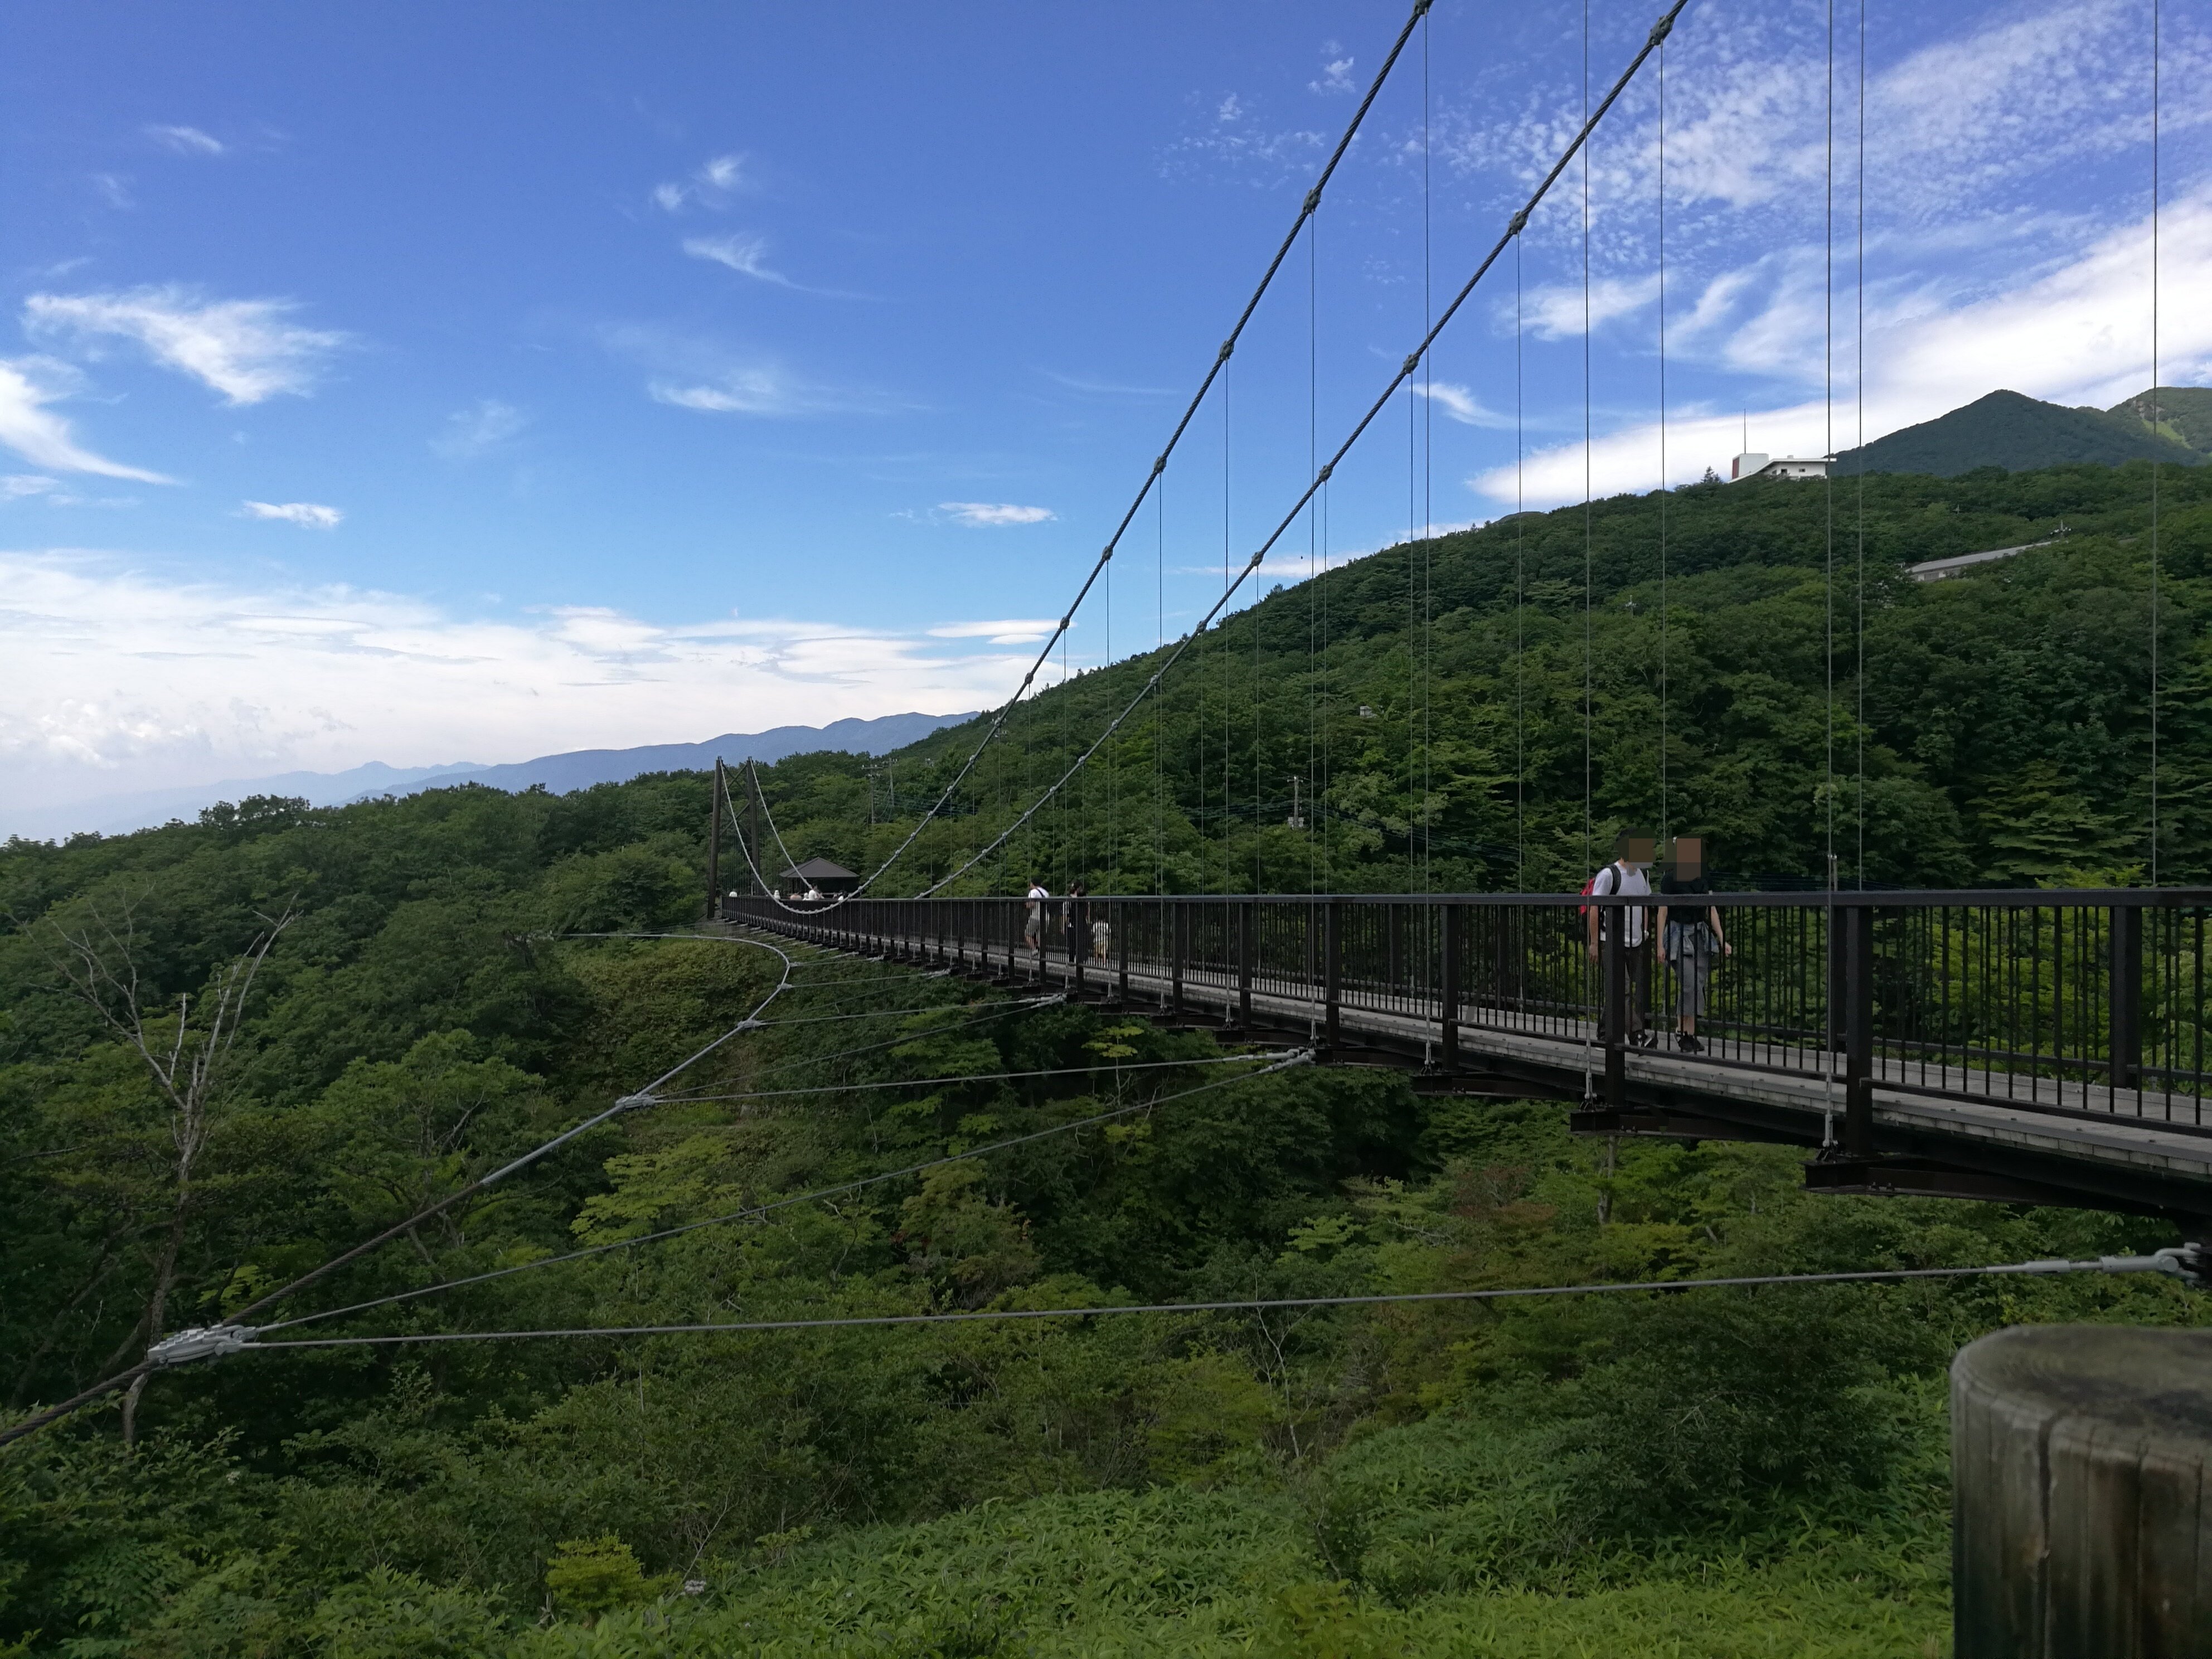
[1584,832,1655,1047]
[1024,878,1049,955]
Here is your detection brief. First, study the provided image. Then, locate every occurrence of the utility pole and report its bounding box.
[706,757,723,923]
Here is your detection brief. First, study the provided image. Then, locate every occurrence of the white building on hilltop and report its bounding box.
[1730,451,1833,481]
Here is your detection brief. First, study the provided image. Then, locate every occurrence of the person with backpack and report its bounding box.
[1584,831,1655,1047]
[1656,836,1730,1053]
[1024,877,1049,955]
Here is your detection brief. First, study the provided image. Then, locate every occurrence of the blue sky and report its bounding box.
[3,0,2206,824]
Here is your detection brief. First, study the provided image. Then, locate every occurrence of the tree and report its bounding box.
[39,890,293,1443]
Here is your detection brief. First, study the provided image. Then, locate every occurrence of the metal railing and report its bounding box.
[724,891,2212,1137]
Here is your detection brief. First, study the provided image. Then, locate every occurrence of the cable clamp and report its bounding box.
[148,1325,258,1367]
[1414,0,1434,13]
[616,1093,658,1110]
[1217,339,1235,362]
[1152,455,1167,475]
[1316,462,1333,483]
[1246,552,1264,569]
[1303,187,1322,215]
[1403,352,1423,376]
[1508,208,1529,236]
[1647,12,1675,46]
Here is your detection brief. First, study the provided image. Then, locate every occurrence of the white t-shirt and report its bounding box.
[1590,861,1650,945]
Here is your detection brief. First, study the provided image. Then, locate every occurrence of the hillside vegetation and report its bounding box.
[3,458,2208,1655]
[754,458,2211,895]
[1832,388,2206,479]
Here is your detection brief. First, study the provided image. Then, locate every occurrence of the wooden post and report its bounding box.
[1952,1324,2212,1657]
[705,757,723,924]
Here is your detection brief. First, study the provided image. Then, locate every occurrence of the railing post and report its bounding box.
[1844,901,1875,1158]
[1115,899,1129,1005]
[1171,902,1187,1019]
[1603,917,1626,1105]
[1236,899,1255,1031]
[2111,901,2143,1093]
[1323,899,1343,1055]
[1072,895,1086,1002]
[1439,900,1462,1072]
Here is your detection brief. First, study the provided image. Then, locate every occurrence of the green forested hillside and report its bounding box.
[755,458,2212,896]
[3,460,2208,1655]
[1830,389,2205,479]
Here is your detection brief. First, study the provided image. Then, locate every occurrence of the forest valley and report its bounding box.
[2,459,2207,1655]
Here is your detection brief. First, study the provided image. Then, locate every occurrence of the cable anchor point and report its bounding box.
[1217,339,1235,362]
[1303,187,1322,215]
[1648,12,1676,46]
[148,1325,258,1367]
[1402,351,1423,377]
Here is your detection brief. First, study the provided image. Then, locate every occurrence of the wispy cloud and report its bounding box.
[0,358,172,481]
[1523,274,1663,342]
[0,554,1023,814]
[1040,369,1180,398]
[26,285,347,404]
[240,500,342,528]
[683,233,787,284]
[652,152,751,213]
[607,322,887,418]
[432,399,527,460]
[1415,381,1513,429]
[147,124,224,156]
[2,474,59,498]
[937,502,1055,527]
[928,618,1058,643]
[1309,48,1355,96]
[1473,187,2212,508]
[1162,90,1326,183]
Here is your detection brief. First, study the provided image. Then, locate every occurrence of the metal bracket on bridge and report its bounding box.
[147,1325,259,1367]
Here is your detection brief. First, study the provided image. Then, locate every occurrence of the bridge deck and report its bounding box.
[736,918,2212,1223]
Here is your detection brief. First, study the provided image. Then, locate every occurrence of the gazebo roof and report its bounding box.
[780,857,857,880]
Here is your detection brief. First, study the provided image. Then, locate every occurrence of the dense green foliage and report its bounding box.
[4,460,2208,1654]
[753,459,2210,895]
[1833,389,2206,479]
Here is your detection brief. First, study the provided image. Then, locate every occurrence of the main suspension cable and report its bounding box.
[752,1,1441,914]
[916,3,1691,898]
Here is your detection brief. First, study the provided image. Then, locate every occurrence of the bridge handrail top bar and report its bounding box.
[747,889,2212,910]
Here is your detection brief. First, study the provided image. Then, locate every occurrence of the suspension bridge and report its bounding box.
[706,0,2204,1231]
[9,0,2201,1470]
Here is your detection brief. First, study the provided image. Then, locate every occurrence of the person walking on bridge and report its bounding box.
[1024,877,1049,957]
[1656,836,1730,1055]
[1585,832,1655,1047]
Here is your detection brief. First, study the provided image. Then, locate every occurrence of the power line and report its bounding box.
[1,932,808,1448]
[216,1246,2208,1357]
[658,1050,1286,1108]
[249,1050,1316,1337]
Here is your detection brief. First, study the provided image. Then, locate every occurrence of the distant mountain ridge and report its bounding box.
[1832,387,2206,478]
[9,711,976,843]
[361,712,978,802]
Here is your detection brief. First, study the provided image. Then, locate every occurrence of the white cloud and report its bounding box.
[938,502,1055,527]
[1311,55,1355,96]
[0,358,172,481]
[147,124,224,156]
[683,233,795,288]
[0,552,1026,818]
[26,285,346,404]
[1472,187,2212,507]
[1415,381,1512,429]
[432,399,527,460]
[651,152,751,213]
[2,474,59,498]
[928,618,1059,644]
[240,500,342,528]
[649,373,801,415]
[1524,274,1663,341]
